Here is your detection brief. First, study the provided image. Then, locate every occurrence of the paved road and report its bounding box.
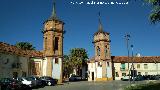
[32,80,156,90]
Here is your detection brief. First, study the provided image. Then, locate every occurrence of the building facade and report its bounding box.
[0,42,43,79]
[88,14,113,81]
[0,1,64,83]
[42,2,64,83]
[112,56,160,80]
[87,14,160,81]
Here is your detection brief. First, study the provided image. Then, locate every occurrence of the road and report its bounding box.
[32,80,154,90]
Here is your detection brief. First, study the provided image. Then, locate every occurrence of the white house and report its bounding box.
[112,56,160,80]
[0,42,43,79]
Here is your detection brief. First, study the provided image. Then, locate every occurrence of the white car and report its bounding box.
[121,75,130,81]
[17,77,32,87]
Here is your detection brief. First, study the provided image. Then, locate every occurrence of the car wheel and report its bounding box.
[47,82,52,86]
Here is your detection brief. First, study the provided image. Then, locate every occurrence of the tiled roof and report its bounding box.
[88,56,95,63]
[0,42,43,57]
[88,56,111,63]
[111,56,160,63]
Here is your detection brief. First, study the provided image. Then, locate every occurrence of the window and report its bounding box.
[98,62,102,67]
[97,46,100,56]
[116,72,119,77]
[107,62,110,67]
[54,37,59,50]
[105,46,108,57]
[138,72,141,75]
[45,37,47,50]
[144,64,148,69]
[122,73,126,76]
[121,63,125,70]
[137,64,140,69]
[13,72,18,79]
[55,58,58,64]
[145,72,148,75]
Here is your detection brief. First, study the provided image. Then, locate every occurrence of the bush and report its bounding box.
[124,82,160,90]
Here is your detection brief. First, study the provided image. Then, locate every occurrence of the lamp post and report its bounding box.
[125,34,130,84]
[131,45,135,83]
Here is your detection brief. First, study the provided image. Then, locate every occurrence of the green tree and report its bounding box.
[63,55,73,78]
[146,0,160,23]
[130,0,160,23]
[69,48,88,76]
[15,42,35,50]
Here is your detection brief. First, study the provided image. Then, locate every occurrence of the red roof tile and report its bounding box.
[111,56,160,63]
[0,42,43,57]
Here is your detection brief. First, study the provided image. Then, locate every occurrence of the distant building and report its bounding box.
[0,1,64,83]
[87,14,160,81]
[112,56,160,80]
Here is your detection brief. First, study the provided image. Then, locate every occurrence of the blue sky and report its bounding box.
[0,0,160,58]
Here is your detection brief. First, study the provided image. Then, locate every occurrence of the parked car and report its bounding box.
[16,77,33,88]
[0,78,22,90]
[121,75,130,81]
[69,75,82,81]
[26,76,43,87]
[135,75,143,81]
[40,76,58,86]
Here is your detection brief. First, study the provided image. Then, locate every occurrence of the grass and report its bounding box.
[124,81,160,90]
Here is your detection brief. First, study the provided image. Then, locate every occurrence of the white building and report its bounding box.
[112,56,160,80]
[0,42,43,79]
[87,14,160,81]
[87,13,113,81]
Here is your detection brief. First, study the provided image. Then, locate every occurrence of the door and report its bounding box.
[92,72,94,80]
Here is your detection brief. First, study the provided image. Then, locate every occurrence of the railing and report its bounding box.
[120,67,126,71]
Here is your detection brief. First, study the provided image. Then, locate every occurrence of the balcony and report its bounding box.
[120,67,126,71]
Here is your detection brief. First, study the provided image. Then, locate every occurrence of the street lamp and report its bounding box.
[125,34,131,84]
[125,34,130,70]
[131,45,135,83]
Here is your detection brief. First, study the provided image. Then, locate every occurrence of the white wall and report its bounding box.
[42,58,47,76]
[52,58,62,79]
[0,53,29,78]
[88,62,96,81]
[32,58,43,76]
[114,62,160,80]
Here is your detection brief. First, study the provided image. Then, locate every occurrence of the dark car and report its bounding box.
[26,76,42,87]
[0,78,22,90]
[69,75,82,81]
[40,76,58,86]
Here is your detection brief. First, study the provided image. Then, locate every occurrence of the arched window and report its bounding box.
[105,46,108,57]
[97,46,100,56]
[54,37,59,50]
[45,37,47,50]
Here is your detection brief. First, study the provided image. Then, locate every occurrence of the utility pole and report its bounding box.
[131,45,135,83]
[125,34,130,84]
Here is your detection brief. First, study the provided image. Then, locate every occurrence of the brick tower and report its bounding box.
[42,1,64,83]
[92,13,113,80]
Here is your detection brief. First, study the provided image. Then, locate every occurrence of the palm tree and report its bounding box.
[15,42,35,50]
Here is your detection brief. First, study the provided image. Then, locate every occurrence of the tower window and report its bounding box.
[97,46,100,56]
[45,37,47,50]
[107,62,110,67]
[105,46,108,57]
[55,58,58,64]
[54,37,59,50]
